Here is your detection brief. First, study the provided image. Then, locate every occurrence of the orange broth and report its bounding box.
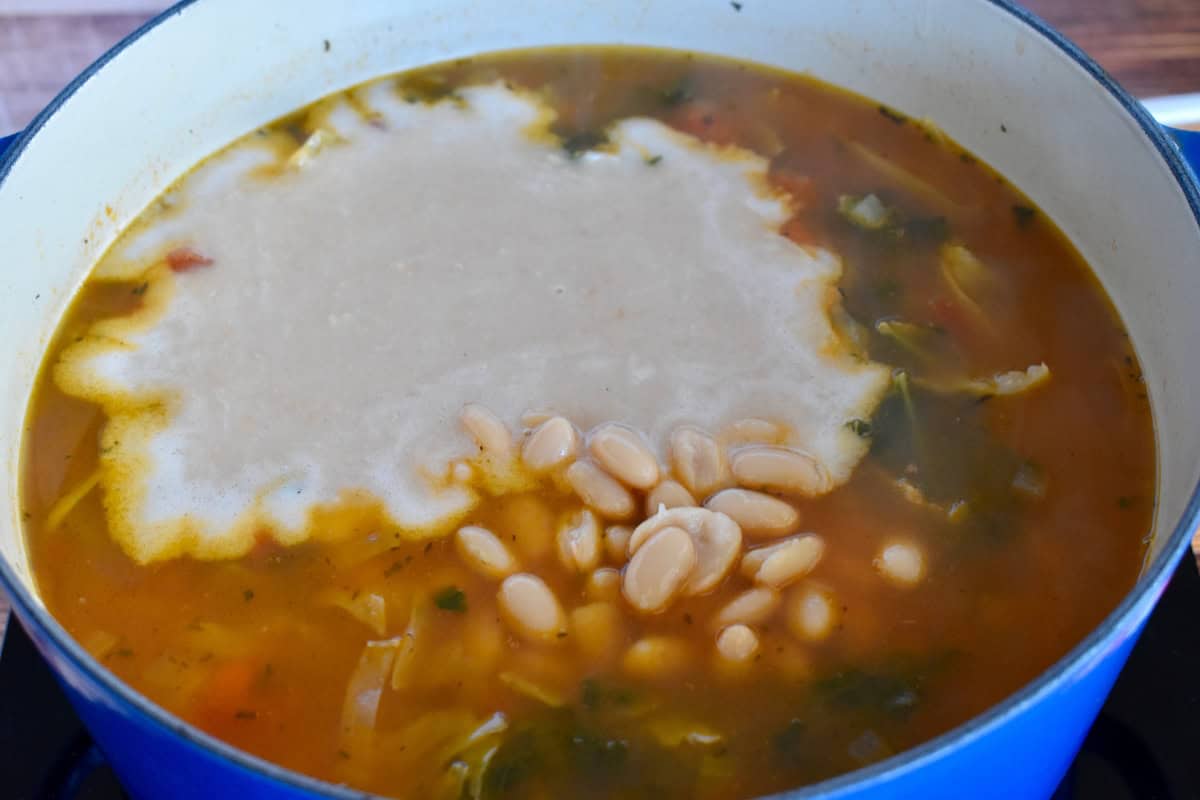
[20,47,1155,799]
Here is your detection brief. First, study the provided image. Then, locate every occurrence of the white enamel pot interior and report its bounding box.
[1,0,1198,797]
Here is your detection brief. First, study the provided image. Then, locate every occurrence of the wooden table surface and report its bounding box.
[1,0,1198,627]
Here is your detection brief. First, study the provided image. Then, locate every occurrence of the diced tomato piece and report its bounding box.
[198,657,262,719]
[670,101,738,146]
[781,215,818,246]
[769,169,818,210]
[928,295,970,337]
[166,247,214,272]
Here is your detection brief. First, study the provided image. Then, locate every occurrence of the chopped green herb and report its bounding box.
[398,74,461,105]
[1117,495,1136,509]
[383,556,410,577]
[771,718,807,760]
[846,419,873,438]
[815,667,919,720]
[561,129,609,159]
[580,678,637,711]
[433,585,467,612]
[242,588,255,602]
[877,105,907,125]
[483,728,541,794]
[644,154,663,166]
[659,80,693,108]
[131,282,149,296]
[569,731,630,777]
[1013,204,1037,228]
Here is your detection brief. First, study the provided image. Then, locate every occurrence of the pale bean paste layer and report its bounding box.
[55,83,890,563]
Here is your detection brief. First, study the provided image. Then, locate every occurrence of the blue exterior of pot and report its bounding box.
[2,2,1200,798]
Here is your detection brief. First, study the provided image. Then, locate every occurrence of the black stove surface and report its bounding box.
[2,555,1198,799]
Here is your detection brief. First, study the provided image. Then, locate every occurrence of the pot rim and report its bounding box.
[0,1,1196,797]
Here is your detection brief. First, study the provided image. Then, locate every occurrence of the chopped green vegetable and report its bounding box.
[560,129,609,159]
[772,718,807,760]
[1013,204,1037,227]
[398,74,461,104]
[644,154,663,166]
[569,730,630,776]
[870,380,1027,541]
[816,669,917,718]
[433,585,467,613]
[846,419,873,438]
[659,79,693,108]
[877,105,907,125]
[579,678,640,713]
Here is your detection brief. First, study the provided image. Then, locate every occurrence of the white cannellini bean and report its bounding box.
[498,574,567,642]
[622,526,697,613]
[786,585,837,641]
[704,488,800,538]
[669,426,730,497]
[520,409,556,428]
[713,587,781,629]
[622,636,692,679]
[644,480,696,517]
[588,423,659,490]
[603,525,633,565]
[586,567,622,602]
[566,461,636,519]
[730,445,832,496]
[522,416,579,472]
[627,506,742,595]
[682,511,742,595]
[716,624,760,663]
[455,525,517,579]
[742,534,825,588]
[557,509,601,573]
[875,540,926,586]
[460,403,513,456]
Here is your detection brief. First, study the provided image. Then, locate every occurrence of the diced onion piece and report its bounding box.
[918,363,1051,397]
[339,637,404,762]
[837,193,891,230]
[499,671,565,707]
[318,589,387,637]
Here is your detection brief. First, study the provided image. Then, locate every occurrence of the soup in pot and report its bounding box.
[21,47,1155,799]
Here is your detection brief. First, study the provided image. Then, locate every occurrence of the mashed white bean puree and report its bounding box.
[55,83,890,563]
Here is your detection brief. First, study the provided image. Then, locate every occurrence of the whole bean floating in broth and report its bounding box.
[22,48,1155,800]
